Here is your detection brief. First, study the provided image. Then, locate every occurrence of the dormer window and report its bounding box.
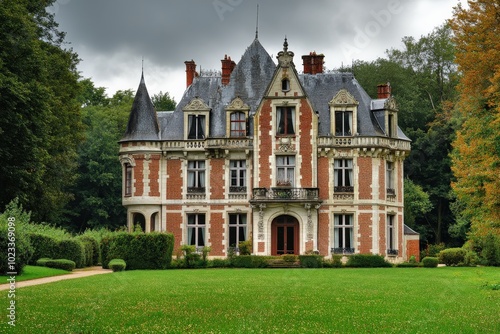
[183,97,211,140]
[329,89,359,138]
[281,78,290,92]
[225,97,250,138]
[335,110,353,136]
[188,115,206,139]
[276,107,295,136]
[230,112,246,137]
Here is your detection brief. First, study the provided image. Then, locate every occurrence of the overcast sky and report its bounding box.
[50,0,466,102]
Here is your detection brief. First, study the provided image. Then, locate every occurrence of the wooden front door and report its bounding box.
[271,215,299,255]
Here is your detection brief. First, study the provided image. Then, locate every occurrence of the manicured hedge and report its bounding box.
[28,233,59,264]
[422,257,439,268]
[345,254,392,268]
[438,248,466,266]
[231,255,268,268]
[101,232,174,270]
[56,239,86,268]
[299,255,324,268]
[0,223,33,275]
[36,258,52,267]
[77,235,99,267]
[108,259,126,272]
[45,259,76,271]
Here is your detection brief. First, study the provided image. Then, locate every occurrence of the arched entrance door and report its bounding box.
[271,215,299,255]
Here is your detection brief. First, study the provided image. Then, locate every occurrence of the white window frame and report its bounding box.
[187,213,206,248]
[332,214,354,254]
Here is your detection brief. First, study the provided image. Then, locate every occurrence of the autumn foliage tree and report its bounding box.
[449,1,500,237]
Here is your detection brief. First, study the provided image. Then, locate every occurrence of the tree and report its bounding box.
[0,0,83,224]
[449,0,500,237]
[353,25,459,244]
[152,91,177,111]
[67,87,133,231]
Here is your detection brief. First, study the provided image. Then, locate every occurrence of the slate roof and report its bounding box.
[123,38,410,142]
[404,224,419,235]
[121,72,160,141]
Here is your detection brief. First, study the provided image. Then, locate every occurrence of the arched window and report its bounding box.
[125,163,133,197]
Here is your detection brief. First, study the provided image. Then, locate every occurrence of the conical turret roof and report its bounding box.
[121,72,160,141]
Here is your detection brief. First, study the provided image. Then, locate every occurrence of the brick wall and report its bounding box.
[318,210,330,255]
[358,212,372,253]
[317,156,330,200]
[166,159,182,200]
[257,101,273,188]
[133,154,144,196]
[357,157,372,200]
[209,158,225,199]
[209,212,224,256]
[298,98,314,187]
[149,154,160,197]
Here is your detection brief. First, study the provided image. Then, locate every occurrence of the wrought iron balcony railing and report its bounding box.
[331,247,355,255]
[252,187,320,201]
[387,249,399,256]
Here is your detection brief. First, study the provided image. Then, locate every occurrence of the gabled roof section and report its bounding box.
[121,72,160,141]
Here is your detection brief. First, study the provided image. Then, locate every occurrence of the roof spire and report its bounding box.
[255,4,259,40]
[283,36,288,52]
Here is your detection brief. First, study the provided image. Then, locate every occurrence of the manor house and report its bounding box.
[119,37,419,261]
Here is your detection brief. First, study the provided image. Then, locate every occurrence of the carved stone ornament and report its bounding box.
[119,155,136,167]
[329,89,359,107]
[182,97,211,112]
[384,96,398,111]
[226,97,250,111]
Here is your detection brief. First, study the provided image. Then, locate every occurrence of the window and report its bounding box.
[124,163,132,197]
[276,156,295,187]
[335,110,353,136]
[276,107,295,135]
[229,214,247,249]
[387,215,397,255]
[386,161,395,195]
[187,214,205,247]
[230,112,246,137]
[281,78,290,91]
[334,159,353,192]
[388,114,394,137]
[188,115,206,139]
[230,160,246,192]
[333,214,354,254]
[187,160,205,192]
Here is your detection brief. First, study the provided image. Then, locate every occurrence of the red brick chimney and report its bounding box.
[302,52,324,74]
[377,82,391,99]
[184,60,197,87]
[221,54,236,85]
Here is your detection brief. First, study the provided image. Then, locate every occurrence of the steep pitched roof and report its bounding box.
[160,38,276,140]
[121,72,160,142]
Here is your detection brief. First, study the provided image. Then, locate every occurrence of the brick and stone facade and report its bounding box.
[119,37,419,262]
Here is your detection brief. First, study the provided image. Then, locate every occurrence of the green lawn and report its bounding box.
[0,265,70,282]
[2,267,499,333]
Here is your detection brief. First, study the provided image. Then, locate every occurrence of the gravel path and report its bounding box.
[0,267,112,291]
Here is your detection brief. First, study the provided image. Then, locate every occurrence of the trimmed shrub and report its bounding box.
[420,243,446,262]
[102,232,174,270]
[422,256,439,268]
[438,248,466,266]
[299,255,324,268]
[231,255,268,268]
[396,262,420,268]
[0,221,33,275]
[28,233,59,264]
[56,239,86,268]
[208,258,230,268]
[45,259,76,271]
[238,240,252,255]
[77,235,100,267]
[108,259,126,272]
[345,254,392,268]
[36,258,52,267]
[282,254,298,263]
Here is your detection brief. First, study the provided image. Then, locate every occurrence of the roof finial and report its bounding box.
[283,36,288,52]
[255,4,259,40]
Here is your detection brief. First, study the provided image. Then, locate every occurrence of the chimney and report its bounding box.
[221,54,236,85]
[184,60,197,87]
[377,82,391,99]
[302,52,324,74]
[302,53,313,74]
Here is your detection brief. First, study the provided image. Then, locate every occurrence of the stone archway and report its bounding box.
[271,215,299,255]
